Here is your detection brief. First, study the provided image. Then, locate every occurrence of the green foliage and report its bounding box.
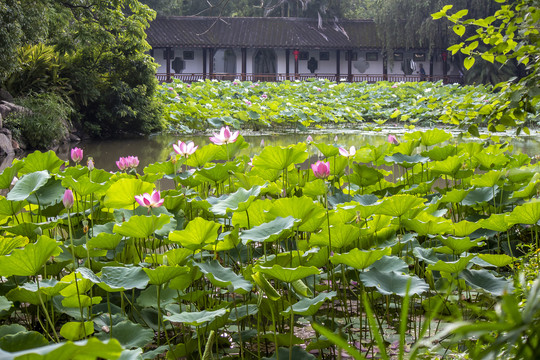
[4,92,73,149]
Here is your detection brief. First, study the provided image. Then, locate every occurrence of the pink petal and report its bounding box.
[339,147,349,157]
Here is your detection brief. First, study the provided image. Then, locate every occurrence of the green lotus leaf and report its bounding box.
[0,235,29,256]
[281,291,337,317]
[195,162,236,183]
[402,217,453,235]
[103,178,155,209]
[61,295,101,308]
[229,304,259,322]
[240,216,298,244]
[419,128,452,147]
[186,144,221,168]
[203,228,240,252]
[330,247,391,270]
[478,213,510,232]
[459,269,514,296]
[478,254,515,267]
[422,144,457,161]
[252,143,308,170]
[0,162,24,189]
[62,176,109,197]
[507,200,540,225]
[169,217,221,251]
[384,153,429,168]
[303,178,327,197]
[368,255,408,273]
[450,220,481,237]
[24,178,65,206]
[3,337,123,360]
[375,194,425,217]
[0,196,25,217]
[267,196,325,232]
[359,269,429,297]
[430,155,464,176]
[209,185,265,216]
[427,255,475,273]
[195,260,252,294]
[214,135,250,160]
[350,164,384,187]
[232,198,273,228]
[291,278,313,298]
[87,233,123,250]
[0,331,48,352]
[313,142,339,158]
[6,171,51,202]
[17,150,65,175]
[512,173,540,199]
[474,151,508,169]
[143,160,176,177]
[252,271,281,300]
[60,321,94,341]
[394,138,421,156]
[262,346,316,360]
[461,186,497,206]
[328,155,348,176]
[98,266,149,292]
[7,279,69,305]
[0,324,26,338]
[143,265,189,286]
[97,320,154,349]
[438,236,483,254]
[309,224,360,250]
[470,170,503,188]
[113,214,171,239]
[164,308,228,327]
[0,296,13,312]
[0,236,60,277]
[2,221,44,242]
[253,265,320,283]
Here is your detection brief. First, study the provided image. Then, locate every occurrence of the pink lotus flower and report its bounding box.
[260,139,265,147]
[71,147,83,164]
[116,156,139,171]
[173,140,198,158]
[135,190,164,209]
[388,134,399,145]
[306,135,313,144]
[168,87,174,91]
[311,161,330,179]
[339,146,356,157]
[233,81,239,85]
[63,189,74,209]
[391,84,398,88]
[317,88,322,92]
[209,126,239,145]
[261,94,267,99]
[244,99,252,105]
[87,157,94,171]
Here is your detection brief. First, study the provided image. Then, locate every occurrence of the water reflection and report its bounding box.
[60,130,539,172]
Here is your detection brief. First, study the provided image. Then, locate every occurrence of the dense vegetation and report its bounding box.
[0,128,538,358]
[157,79,539,135]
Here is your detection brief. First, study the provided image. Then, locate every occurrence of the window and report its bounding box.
[366,52,378,61]
[299,51,309,60]
[414,52,425,61]
[319,51,330,61]
[393,52,403,61]
[183,51,194,60]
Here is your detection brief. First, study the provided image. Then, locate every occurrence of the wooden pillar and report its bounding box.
[209,48,214,79]
[285,49,290,80]
[202,48,207,80]
[347,50,352,82]
[241,48,247,81]
[294,49,299,79]
[336,50,341,83]
[383,51,388,81]
[166,47,172,82]
[429,55,434,82]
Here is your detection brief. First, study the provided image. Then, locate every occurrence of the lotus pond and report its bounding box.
[0,127,539,359]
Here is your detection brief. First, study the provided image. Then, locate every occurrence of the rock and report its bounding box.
[0,133,14,156]
[0,128,11,137]
[69,133,81,142]
[0,89,14,103]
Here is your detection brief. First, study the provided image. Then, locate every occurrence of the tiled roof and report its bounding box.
[146,16,380,50]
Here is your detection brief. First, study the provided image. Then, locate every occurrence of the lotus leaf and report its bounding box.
[169,217,221,251]
[98,266,149,291]
[267,196,325,232]
[0,236,60,277]
[375,194,425,218]
[240,216,297,244]
[7,171,51,202]
[164,308,228,326]
[103,178,154,209]
[254,264,320,283]
[330,248,391,269]
[60,321,94,341]
[506,200,540,225]
[209,185,264,216]
[359,269,429,297]
[143,265,189,285]
[252,143,308,170]
[113,214,171,239]
[17,150,65,175]
[0,331,49,352]
[459,269,514,296]
[195,260,252,294]
[281,291,337,317]
[478,254,514,267]
[427,255,475,273]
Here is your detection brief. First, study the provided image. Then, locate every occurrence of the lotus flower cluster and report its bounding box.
[116,156,139,171]
[71,147,83,164]
[209,126,239,145]
[173,141,198,158]
[311,161,330,179]
[135,190,164,209]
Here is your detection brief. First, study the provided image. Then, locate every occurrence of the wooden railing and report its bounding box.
[156,73,464,84]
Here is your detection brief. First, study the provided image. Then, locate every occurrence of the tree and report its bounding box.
[434,0,540,134]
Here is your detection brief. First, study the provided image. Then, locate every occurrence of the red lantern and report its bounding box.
[441,51,448,62]
[293,50,300,61]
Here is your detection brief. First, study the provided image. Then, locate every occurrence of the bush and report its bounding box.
[5,92,73,149]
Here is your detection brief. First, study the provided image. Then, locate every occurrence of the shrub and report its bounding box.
[5,92,73,149]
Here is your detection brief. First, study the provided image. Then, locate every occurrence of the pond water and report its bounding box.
[34,128,540,172]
